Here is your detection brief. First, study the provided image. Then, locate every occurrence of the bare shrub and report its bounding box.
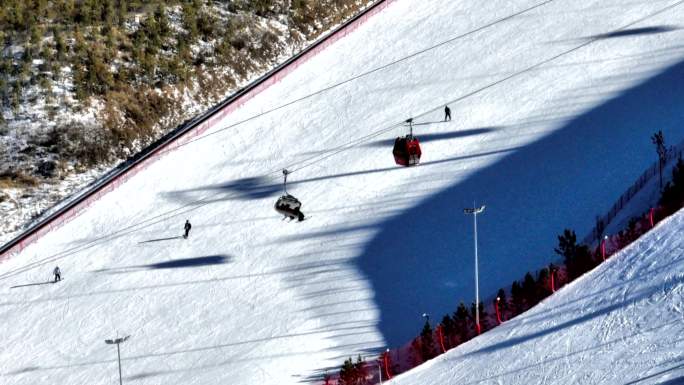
[0,170,39,188]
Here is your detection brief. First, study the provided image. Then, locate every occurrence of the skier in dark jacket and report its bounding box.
[444,105,451,121]
[183,220,192,239]
[53,266,61,282]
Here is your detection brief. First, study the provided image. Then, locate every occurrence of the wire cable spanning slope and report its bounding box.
[0,0,560,264]
[3,0,682,280]
[155,0,560,158]
[0,0,557,261]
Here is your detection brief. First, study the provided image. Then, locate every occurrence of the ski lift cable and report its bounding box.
[0,177,285,281]
[6,0,678,278]
[288,0,684,174]
[151,0,559,158]
[0,0,565,278]
[285,122,404,174]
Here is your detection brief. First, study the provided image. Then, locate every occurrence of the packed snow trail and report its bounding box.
[391,208,684,385]
[2,0,684,384]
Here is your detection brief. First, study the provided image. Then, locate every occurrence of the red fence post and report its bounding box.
[495,297,503,324]
[601,236,607,261]
[649,207,655,228]
[437,325,446,353]
[383,350,392,380]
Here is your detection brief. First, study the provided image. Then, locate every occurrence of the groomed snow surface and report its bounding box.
[393,208,684,385]
[2,0,684,384]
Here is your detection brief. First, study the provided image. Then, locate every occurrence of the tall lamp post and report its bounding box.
[105,335,130,385]
[464,205,485,334]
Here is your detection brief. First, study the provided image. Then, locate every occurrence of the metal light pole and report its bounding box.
[464,205,485,334]
[105,335,130,385]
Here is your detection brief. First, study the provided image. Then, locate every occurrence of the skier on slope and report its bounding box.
[183,219,192,239]
[53,266,61,283]
[444,105,451,121]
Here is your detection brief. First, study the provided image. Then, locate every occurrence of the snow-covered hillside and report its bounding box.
[0,0,368,244]
[1,0,684,384]
[392,208,684,385]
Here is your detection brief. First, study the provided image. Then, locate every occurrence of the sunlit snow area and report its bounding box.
[1,0,684,384]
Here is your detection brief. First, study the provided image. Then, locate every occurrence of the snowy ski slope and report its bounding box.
[392,208,684,385]
[2,0,684,384]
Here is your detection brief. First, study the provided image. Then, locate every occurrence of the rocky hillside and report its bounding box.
[0,0,368,242]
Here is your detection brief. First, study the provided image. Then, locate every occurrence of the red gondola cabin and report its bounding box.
[393,135,421,166]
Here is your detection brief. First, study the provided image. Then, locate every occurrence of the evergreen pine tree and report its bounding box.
[555,229,595,280]
[477,301,489,331]
[339,357,355,385]
[522,272,537,307]
[510,280,525,314]
[354,355,368,384]
[440,314,455,348]
[497,288,509,313]
[420,319,435,361]
[454,301,470,343]
[660,157,684,213]
[536,268,551,300]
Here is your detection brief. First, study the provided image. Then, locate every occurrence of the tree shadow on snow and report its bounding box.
[353,59,684,346]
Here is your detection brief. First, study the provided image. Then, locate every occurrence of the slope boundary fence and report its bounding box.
[0,0,397,261]
[583,138,684,245]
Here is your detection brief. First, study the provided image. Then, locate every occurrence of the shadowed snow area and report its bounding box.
[391,209,684,385]
[1,0,684,384]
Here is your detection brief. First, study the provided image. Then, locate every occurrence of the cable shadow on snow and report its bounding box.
[345,58,684,346]
[363,127,499,147]
[162,145,520,205]
[449,321,682,385]
[624,365,684,385]
[0,257,354,307]
[3,335,384,377]
[461,274,684,357]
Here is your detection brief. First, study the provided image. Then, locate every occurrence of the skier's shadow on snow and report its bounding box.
[346,59,684,347]
[94,255,232,274]
[10,281,56,289]
[138,236,183,244]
